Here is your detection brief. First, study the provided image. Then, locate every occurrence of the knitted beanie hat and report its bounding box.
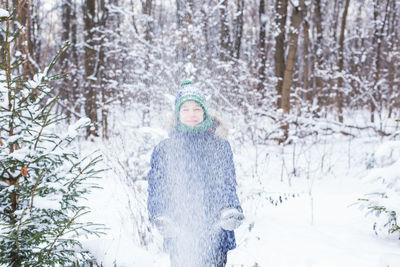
[174,80,213,133]
[174,80,208,118]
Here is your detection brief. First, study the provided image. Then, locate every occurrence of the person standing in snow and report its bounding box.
[147,81,244,267]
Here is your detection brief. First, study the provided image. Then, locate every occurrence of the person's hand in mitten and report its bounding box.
[153,216,178,238]
[219,208,245,231]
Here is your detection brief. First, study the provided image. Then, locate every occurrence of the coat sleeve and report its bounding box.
[147,144,167,223]
[219,140,242,213]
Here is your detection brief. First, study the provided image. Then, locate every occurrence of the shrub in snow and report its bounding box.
[99,125,159,247]
[0,9,102,266]
[358,141,400,237]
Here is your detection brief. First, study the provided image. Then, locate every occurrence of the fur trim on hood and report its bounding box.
[164,114,229,140]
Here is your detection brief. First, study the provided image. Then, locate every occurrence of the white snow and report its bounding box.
[139,126,168,139]
[229,177,400,267]
[0,71,7,108]
[0,9,9,18]
[374,141,400,167]
[75,109,400,267]
[66,117,91,138]
[26,72,45,90]
[33,195,62,210]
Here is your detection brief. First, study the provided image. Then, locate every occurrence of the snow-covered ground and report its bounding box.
[230,176,400,267]
[229,136,400,267]
[77,111,400,267]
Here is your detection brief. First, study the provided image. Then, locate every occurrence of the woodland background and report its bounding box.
[1,0,400,266]
[2,0,399,140]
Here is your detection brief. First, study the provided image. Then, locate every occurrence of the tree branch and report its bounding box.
[30,169,46,212]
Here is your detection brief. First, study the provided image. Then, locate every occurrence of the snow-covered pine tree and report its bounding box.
[0,5,102,266]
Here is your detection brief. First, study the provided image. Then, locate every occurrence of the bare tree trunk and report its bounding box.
[100,0,109,138]
[371,0,390,123]
[176,0,184,28]
[337,0,350,123]
[142,0,152,72]
[328,0,340,111]
[201,1,211,64]
[302,0,310,103]
[232,0,244,59]
[140,0,154,125]
[60,0,72,120]
[274,0,288,107]
[181,0,196,72]
[84,0,99,137]
[129,0,139,34]
[370,1,378,123]
[313,0,324,115]
[142,0,153,42]
[219,0,231,61]
[280,0,305,141]
[16,0,35,78]
[61,0,71,60]
[31,1,42,65]
[388,0,398,118]
[257,0,267,102]
[71,1,80,116]
[332,0,340,43]
[281,0,305,114]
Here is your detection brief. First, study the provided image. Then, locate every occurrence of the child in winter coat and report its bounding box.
[147,81,244,267]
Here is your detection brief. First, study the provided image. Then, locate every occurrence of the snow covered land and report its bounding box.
[2,1,399,266]
[77,109,400,267]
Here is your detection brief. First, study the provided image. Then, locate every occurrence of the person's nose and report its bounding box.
[189,110,196,117]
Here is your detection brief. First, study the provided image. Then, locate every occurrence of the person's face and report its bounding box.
[179,101,204,127]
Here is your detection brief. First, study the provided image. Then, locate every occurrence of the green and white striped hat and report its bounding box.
[174,80,208,118]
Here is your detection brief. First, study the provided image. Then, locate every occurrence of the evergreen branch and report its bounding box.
[55,100,83,119]
[68,154,102,188]
[18,85,40,107]
[30,169,46,212]
[18,42,69,108]
[50,137,68,153]
[45,41,71,76]
[44,207,85,259]
[0,161,14,180]
[68,169,83,189]
[288,0,297,8]
[31,97,59,123]
[40,19,53,73]
[33,96,59,150]
[15,208,27,261]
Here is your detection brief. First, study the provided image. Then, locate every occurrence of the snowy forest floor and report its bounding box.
[75,110,400,267]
